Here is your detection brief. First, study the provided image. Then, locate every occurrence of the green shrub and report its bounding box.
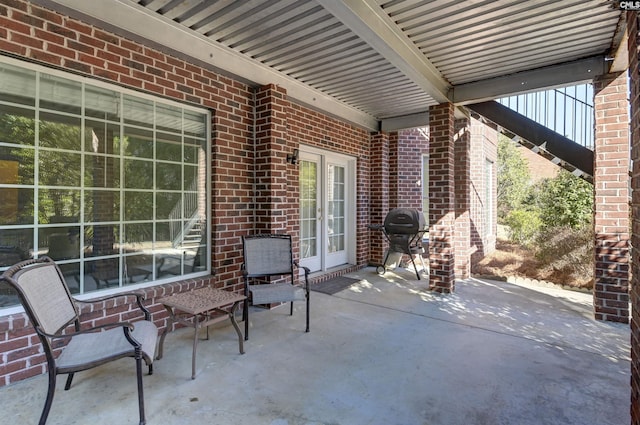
[504,209,542,247]
[535,170,593,230]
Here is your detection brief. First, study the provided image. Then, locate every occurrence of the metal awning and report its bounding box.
[36,0,626,131]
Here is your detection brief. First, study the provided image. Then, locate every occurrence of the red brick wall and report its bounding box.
[593,72,630,323]
[628,10,640,425]
[390,128,428,210]
[0,0,371,386]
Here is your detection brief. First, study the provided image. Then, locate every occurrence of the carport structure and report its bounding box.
[39,0,629,310]
[1,0,639,423]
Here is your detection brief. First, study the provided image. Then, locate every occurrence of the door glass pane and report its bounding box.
[328,164,345,253]
[300,160,317,259]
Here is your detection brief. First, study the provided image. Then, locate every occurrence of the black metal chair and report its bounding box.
[0,256,158,425]
[241,234,310,340]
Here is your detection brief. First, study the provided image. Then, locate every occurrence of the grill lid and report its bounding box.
[383,208,426,234]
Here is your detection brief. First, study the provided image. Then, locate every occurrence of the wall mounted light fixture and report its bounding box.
[287,148,299,165]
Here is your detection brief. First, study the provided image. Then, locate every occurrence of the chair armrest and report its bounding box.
[75,292,152,321]
[37,321,134,340]
[293,261,310,289]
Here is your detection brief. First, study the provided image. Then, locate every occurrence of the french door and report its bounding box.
[299,148,355,273]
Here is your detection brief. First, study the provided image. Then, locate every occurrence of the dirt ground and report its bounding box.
[471,239,594,290]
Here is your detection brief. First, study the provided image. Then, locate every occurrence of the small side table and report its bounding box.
[156,287,246,379]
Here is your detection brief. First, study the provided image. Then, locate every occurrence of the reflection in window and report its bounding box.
[0,58,210,309]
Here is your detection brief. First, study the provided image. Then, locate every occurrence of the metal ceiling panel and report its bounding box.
[76,0,625,127]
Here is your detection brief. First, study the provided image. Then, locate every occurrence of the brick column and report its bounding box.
[254,84,290,234]
[429,103,456,292]
[628,10,640,425]
[369,132,390,266]
[593,72,630,323]
[454,117,471,279]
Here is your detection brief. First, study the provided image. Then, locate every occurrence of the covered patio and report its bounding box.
[1,269,629,425]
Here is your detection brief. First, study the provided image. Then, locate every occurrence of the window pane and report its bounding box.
[123,95,153,127]
[123,191,153,221]
[125,254,154,284]
[157,132,181,161]
[85,155,120,188]
[40,227,80,260]
[0,106,35,146]
[39,150,81,186]
[40,74,81,114]
[0,189,34,225]
[85,257,120,290]
[38,189,80,224]
[0,228,33,267]
[123,222,153,252]
[157,162,181,191]
[155,221,172,247]
[85,120,119,155]
[0,146,34,185]
[85,85,120,121]
[124,159,153,189]
[156,104,182,133]
[156,192,181,220]
[57,262,80,294]
[156,248,186,278]
[86,224,119,257]
[39,112,81,150]
[184,165,197,188]
[184,138,204,164]
[123,126,153,158]
[0,62,36,106]
[84,190,120,222]
[184,110,207,138]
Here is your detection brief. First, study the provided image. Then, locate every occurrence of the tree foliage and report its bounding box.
[536,170,593,229]
[497,135,531,221]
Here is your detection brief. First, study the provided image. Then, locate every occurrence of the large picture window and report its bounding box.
[0,58,210,309]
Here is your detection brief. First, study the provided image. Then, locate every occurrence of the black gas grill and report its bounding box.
[369,208,428,280]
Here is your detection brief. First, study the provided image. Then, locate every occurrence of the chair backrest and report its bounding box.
[242,234,294,277]
[1,257,78,337]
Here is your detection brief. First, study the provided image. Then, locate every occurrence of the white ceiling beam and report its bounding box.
[33,0,380,130]
[317,0,450,104]
[451,56,606,105]
[381,112,429,132]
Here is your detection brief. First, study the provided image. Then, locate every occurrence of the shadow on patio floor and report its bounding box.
[0,267,630,425]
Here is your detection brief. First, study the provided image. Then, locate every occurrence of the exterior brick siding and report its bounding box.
[0,0,495,387]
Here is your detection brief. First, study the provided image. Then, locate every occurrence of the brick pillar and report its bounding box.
[454,117,471,279]
[254,84,290,234]
[593,72,630,323]
[369,132,389,266]
[628,10,640,425]
[429,103,456,292]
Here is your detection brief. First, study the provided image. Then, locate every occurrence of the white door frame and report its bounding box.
[298,145,356,272]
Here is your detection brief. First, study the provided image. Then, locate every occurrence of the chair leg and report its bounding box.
[243,298,249,341]
[64,372,74,390]
[289,301,294,316]
[305,297,310,333]
[135,353,146,425]
[39,371,57,425]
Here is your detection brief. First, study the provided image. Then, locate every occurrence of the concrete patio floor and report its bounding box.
[0,267,630,425]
